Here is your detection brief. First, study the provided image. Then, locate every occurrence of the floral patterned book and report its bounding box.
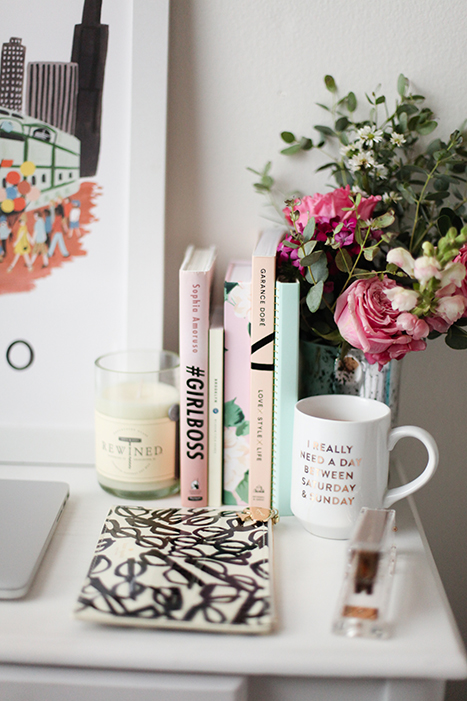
[74,506,275,634]
[223,260,252,506]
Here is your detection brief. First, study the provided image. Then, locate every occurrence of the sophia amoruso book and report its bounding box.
[179,245,216,507]
[248,229,285,509]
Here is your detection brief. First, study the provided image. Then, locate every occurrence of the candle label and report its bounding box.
[95,411,176,483]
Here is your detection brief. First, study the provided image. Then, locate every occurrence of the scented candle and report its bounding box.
[95,350,179,498]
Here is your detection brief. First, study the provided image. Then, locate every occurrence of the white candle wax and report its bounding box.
[96,380,179,419]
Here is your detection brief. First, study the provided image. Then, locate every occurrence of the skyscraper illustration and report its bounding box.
[0,37,26,111]
[26,62,79,135]
[71,0,109,177]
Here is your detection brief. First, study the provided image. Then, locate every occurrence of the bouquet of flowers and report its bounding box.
[250,75,467,368]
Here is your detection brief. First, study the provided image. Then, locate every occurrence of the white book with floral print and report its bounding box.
[223,260,252,506]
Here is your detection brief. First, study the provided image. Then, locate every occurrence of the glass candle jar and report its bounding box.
[94,350,180,499]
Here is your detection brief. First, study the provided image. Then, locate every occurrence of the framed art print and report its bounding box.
[0,0,169,464]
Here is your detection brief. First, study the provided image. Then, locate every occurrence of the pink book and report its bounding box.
[179,245,217,506]
[248,229,284,508]
[223,260,252,506]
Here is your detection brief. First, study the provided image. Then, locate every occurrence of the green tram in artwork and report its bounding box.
[0,107,81,209]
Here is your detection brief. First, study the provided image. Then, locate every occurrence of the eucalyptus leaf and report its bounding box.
[397,74,409,97]
[300,250,321,267]
[281,131,295,143]
[335,116,350,132]
[372,212,395,228]
[354,225,363,246]
[314,124,335,136]
[302,218,316,242]
[446,325,467,349]
[363,247,377,261]
[398,111,408,131]
[298,239,317,257]
[280,143,302,155]
[303,250,329,283]
[426,138,444,155]
[397,103,419,116]
[306,281,324,313]
[416,120,438,136]
[434,176,450,191]
[316,162,337,172]
[324,75,337,93]
[424,191,450,202]
[300,137,313,151]
[347,91,357,112]
[397,183,418,204]
[335,248,352,273]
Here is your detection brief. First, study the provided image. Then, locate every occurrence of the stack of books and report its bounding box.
[178,230,300,515]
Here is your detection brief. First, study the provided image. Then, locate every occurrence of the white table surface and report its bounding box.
[0,463,466,683]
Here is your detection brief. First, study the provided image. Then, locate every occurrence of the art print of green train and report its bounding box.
[0,107,81,212]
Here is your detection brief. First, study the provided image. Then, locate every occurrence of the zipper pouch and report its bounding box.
[74,506,276,634]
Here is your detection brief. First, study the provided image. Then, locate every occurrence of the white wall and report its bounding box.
[164,3,467,697]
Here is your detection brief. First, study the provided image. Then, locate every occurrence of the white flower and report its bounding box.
[382,191,402,204]
[349,151,376,172]
[436,295,467,324]
[390,132,406,147]
[413,255,442,284]
[223,427,250,494]
[339,143,355,158]
[351,185,366,196]
[384,285,419,312]
[374,162,388,177]
[387,247,415,276]
[227,282,251,320]
[357,125,384,146]
[440,261,466,289]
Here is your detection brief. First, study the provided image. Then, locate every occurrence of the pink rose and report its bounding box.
[334,277,429,369]
[453,244,467,316]
[284,185,381,230]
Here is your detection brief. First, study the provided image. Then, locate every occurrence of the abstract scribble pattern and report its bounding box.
[75,507,274,633]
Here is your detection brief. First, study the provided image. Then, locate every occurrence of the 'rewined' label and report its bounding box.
[95,411,176,483]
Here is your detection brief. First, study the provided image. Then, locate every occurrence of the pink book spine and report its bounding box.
[223,264,251,506]
[248,254,276,508]
[179,269,212,506]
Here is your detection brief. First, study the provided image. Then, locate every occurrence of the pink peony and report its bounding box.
[284,185,381,230]
[334,277,429,369]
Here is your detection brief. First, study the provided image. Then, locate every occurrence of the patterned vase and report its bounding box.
[299,340,402,423]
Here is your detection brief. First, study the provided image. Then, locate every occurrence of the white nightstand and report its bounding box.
[0,464,465,701]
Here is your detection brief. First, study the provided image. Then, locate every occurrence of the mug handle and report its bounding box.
[383,426,439,508]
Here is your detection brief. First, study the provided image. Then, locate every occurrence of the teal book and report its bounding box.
[272,279,300,516]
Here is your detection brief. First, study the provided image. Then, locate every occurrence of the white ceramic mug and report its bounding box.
[291,395,438,539]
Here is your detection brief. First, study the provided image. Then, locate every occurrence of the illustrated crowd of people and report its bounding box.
[0,197,81,272]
